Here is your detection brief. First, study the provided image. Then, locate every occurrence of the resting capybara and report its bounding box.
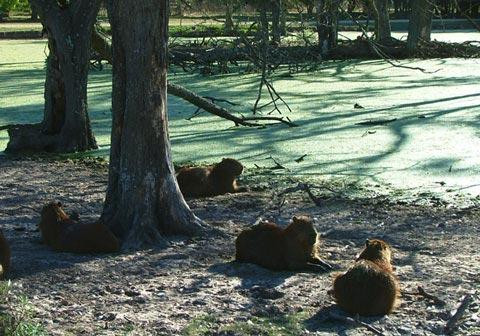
[176,158,245,197]
[0,230,11,278]
[333,239,400,316]
[235,215,332,272]
[39,202,119,253]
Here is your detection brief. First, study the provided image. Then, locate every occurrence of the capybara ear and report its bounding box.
[56,201,62,207]
[292,216,298,222]
[365,239,371,247]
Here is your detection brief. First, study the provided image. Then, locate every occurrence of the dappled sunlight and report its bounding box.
[1,39,479,197]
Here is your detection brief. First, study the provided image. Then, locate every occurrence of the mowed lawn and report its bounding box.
[1,38,480,200]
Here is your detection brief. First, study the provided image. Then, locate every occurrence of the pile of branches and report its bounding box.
[169,43,322,74]
[414,40,480,58]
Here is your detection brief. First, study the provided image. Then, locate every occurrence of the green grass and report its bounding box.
[0,281,46,336]
[182,312,309,336]
[1,38,480,201]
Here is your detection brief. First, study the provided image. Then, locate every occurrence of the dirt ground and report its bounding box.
[0,156,479,336]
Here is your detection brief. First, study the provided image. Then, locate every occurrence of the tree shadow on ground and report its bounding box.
[304,305,387,335]
[208,261,293,289]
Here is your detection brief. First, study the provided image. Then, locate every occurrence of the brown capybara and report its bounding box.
[235,215,332,272]
[333,239,400,316]
[0,230,11,278]
[39,202,119,253]
[176,158,245,197]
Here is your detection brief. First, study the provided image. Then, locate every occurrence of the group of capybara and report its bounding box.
[0,158,400,316]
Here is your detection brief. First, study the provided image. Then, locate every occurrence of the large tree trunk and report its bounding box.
[407,0,433,54]
[102,0,204,249]
[6,0,99,154]
[372,0,392,43]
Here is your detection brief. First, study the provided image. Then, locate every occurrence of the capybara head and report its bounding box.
[357,239,392,263]
[218,158,244,176]
[288,215,318,248]
[41,201,68,221]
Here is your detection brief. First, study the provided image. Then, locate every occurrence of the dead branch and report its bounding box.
[339,7,437,74]
[294,154,307,163]
[445,294,474,335]
[202,96,239,106]
[356,118,397,126]
[417,286,446,306]
[91,27,295,128]
[169,83,296,127]
[266,156,287,170]
[279,182,322,207]
[328,311,387,336]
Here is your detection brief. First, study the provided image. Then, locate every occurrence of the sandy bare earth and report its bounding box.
[0,156,479,336]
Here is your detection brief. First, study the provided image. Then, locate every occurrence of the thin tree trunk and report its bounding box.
[316,0,327,49]
[279,0,287,35]
[307,2,314,15]
[102,0,204,248]
[225,1,234,34]
[30,5,39,21]
[326,0,339,49]
[372,0,392,43]
[271,0,281,45]
[6,0,99,153]
[407,0,433,54]
[258,3,269,44]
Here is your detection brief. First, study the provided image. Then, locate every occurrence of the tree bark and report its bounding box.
[279,0,287,35]
[316,0,327,49]
[6,0,99,154]
[407,0,434,54]
[372,0,392,43]
[225,1,234,34]
[30,4,39,21]
[271,0,282,45]
[101,0,204,249]
[258,3,269,44]
[316,0,339,50]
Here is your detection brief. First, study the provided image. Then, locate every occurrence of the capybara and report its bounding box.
[39,202,119,253]
[0,230,11,278]
[235,215,332,272]
[333,239,400,316]
[176,158,245,197]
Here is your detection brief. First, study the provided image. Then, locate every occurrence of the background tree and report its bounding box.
[6,0,101,153]
[102,0,204,248]
[0,0,20,19]
[407,0,434,54]
[372,0,392,43]
[316,0,340,51]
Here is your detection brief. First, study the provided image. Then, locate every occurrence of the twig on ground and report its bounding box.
[267,156,287,170]
[328,311,386,336]
[356,118,397,126]
[445,294,474,335]
[294,154,308,163]
[304,184,322,207]
[417,286,446,306]
[279,182,323,207]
